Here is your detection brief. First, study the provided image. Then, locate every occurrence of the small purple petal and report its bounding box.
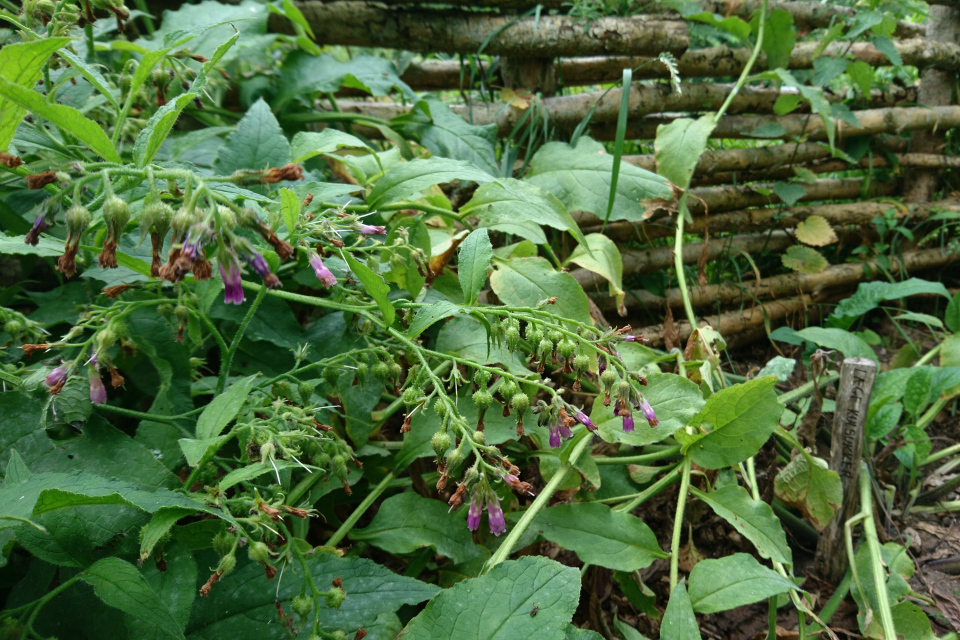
[548,424,561,449]
[310,255,337,288]
[487,498,506,536]
[467,499,482,531]
[219,259,245,305]
[574,409,596,432]
[44,365,69,388]
[640,398,659,426]
[357,223,386,235]
[558,423,573,440]
[622,411,635,433]
[244,250,271,279]
[89,370,107,404]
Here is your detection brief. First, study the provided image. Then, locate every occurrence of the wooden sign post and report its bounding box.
[814,357,878,582]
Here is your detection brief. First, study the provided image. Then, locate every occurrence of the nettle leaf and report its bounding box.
[395,97,499,175]
[687,554,796,613]
[289,129,369,164]
[757,9,796,70]
[528,503,667,572]
[350,492,486,563]
[774,452,842,532]
[195,374,258,440]
[139,507,196,563]
[458,228,493,306]
[829,278,950,330]
[0,77,120,162]
[593,372,704,447]
[772,181,806,206]
[781,245,828,274]
[687,12,751,39]
[0,38,71,151]
[676,377,781,469]
[213,98,289,174]
[654,115,717,190]
[525,137,672,222]
[134,92,197,167]
[57,49,118,110]
[79,557,185,639]
[367,156,495,209]
[345,253,396,326]
[130,542,196,640]
[460,178,586,247]
[794,327,877,362]
[795,215,838,246]
[567,233,625,314]
[690,485,791,564]
[187,552,439,636]
[660,582,701,640]
[402,556,581,640]
[490,257,593,326]
[407,300,461,338]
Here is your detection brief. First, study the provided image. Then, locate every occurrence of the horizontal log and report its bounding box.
[589,105,960,141]
[591,247,957,313]
[273,2,689,57]
[573,177,897,228]
[593,194,922,244]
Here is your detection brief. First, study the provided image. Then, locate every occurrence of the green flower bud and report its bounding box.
[505,326,520,351]
[511,392,530,415]
[547,329,563,344]
[525,324,543,345]
[473,430,485,445]
[322,366,340,387]
[312,451,331,468]
[4,319,23,335]
[431,430,451,457]
[291,594,313,619]
[325,586,346,609]
[472,389,493,411]
[217,553,236,575]
[298,381,315,401]
[446,447,463,470]
[332,455,348,480]
[600,368,617,390]
[272,380,291,399]
[573,354,590,373]
[371,361,390,384]
[102,195,130,231]
[617,380,631,398]
[216,205,236,229]
[174,305,190,321]
[402,386,423,406]
[389,361,401,381]
[558,338,576,359]
[499,380,518,402]
[65,205,90,236]
[474,369,491,386]
[537,338,553,359]
[248,540,273,565]
[355,363,368,379]
[157,303,174,316]
[140,200,174,239]
[259,441,276,461]
[212,531,234,558]
[433,398,447,419]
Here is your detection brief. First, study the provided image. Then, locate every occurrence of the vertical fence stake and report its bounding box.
[814,357,877,582]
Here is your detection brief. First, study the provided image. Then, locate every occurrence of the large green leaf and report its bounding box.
[566,233,625,313]
[366,157,495,209]
[593,372,704,447]
[58,49,119,110]
[660,582,701,640]
[490,257,593,326]
[460,178,587,246]
[773,452,842,532]
[528,503,667,572]
[654,115,716,190]
[524,137,672,222]
[829,278,950,330]
[434,315,527,374]
[134,92,197,167]
[396,97,499,175]
[676,377,781,469]
[458,228,493,306]
[0,77,120,162]
[195,374,258,440]
[187,552,439,636]
[128,543,197,640]
[289,129,369,164]
[345,254,396,326]
[687,554,796,613]
[407,300,461,338]
[759,9,796,70]
[279,51,413,105]
[402,556,581,640]
[690,485,791,564]
[350,492,486,563]
[793,327,877,362]
[79,557,186,639]
[0,38,71,151]
[213,98,289,174]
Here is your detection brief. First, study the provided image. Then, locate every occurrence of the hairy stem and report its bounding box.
[668,456,692,591]
[217,285,266,394]
[326,471,396,547]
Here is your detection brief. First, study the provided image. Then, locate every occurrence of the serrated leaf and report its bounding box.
[525,137,672,222]
[345,254,396,326]
[195,374,258,440]
[367,156,494,209]
[830,278,950,330]
[794,327,877,362]
[58,49,118,110]
[350,493,486,563]
[458,228,493,306]
[675,377,780,469]
[407,301,461,338]
[289,129,368,164]
[757,9,796,70]
[460,178,587,247]
[528,503,667,572]
[0,77,120,162]
[795,215,838,246]
[774,453,841,531]
[772,181,807,206]
[139,507,194,563]
[396,97,499,175]
[79,557,185,639]
[660,582,701,640]
[781,245,828,274]
[129,543,196,640]
[213,98,289,174]
[0,38,71,151]
[279,187,300,234]
[490,257,593,326]
[654,115,717,190]
[402,556,581,640]
[134,92,196,167]
[567,233,625,313]
[279,51,414,106]
[688,553,796,613]
[690,485,791,564]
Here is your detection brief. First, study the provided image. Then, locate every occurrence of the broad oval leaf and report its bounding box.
[367,156,495,209]
[195,374,258,440]
[402,556,581,640]
[213,98,289,174]
[690,485,791,564]
[434,315,527,374]
[458,228,493,306]
[567,233,625,314]
[687,553,796,613]
[0,38,72,152]
[660,581,702,640]
[829,278,950,330]
[290,129,369,164]
[407,300,461,338]
[781,245,828,274]
[795,215,838,246]
[134,92,197,167]
[525,137,672,222]
[793,327,877,363]
[676,376,781,469]
[594,371,704,447]
[654,115,717,190]
[350,492,486,563]
[490,257,593,326]
[528,502,667,572]
[345,253,396,327]
[395,97,499,175]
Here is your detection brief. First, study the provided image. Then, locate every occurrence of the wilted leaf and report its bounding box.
[795,215,838,246]
[774,452,842,531]
[781,245,828,274]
